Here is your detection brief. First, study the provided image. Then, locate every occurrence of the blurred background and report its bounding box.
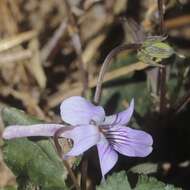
[0,0,190,189]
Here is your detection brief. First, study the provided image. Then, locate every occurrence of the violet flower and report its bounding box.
[3,96,153,177]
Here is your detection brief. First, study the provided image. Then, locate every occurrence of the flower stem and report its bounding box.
[81,153,88,190]
[157,0,166,113]
[158,0,164,35]
[53,127,80,190]
[93,43,141,104]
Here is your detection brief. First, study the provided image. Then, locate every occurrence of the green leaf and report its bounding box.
[97,171,131,190]
[2,107,68,190]
[2,108,42,126]
[97,172,182,190]
[134,175,182,190]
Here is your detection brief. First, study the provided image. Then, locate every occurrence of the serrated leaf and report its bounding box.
[97,171,131,190]
[2,107,68,190]
[97,172,182,190]
[135,175,182,190]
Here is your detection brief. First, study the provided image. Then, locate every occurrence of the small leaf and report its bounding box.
[97,172,182,190]
[97,171,131,190]
[2,107,41,126]
[2,107,68,190]
[135,175,182,190]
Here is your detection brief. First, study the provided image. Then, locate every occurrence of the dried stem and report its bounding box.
[53,127,80,190]
[41,20,67,63]
[93,43,141,104]
[172,90,190,114]
[0,30,36,52]
[0,49,32,65]
[63,0,88,97]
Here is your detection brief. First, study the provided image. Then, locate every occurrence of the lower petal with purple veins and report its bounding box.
[124,127,153,146]
[113,142,153,157]
[105,126,153,157]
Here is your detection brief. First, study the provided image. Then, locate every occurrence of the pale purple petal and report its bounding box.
[105,126,153,157]
[2,124,65,140]
[60,96,105,125]
[62,125,100,158]
[102,99,134,126]
[97,135,118,177]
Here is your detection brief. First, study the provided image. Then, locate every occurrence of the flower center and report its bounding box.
[98,126,134,149]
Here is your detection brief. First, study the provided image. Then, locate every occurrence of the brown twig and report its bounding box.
[0,31,36,52]
[41,20,68,63]
[93,43,141,104]
[28,37,46,88]
[63,0,88,97]
[143,14,190,31]
[53,127,80,190]
[172,90,190,114]
[164,14,190,29]
[0,50,32,65]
